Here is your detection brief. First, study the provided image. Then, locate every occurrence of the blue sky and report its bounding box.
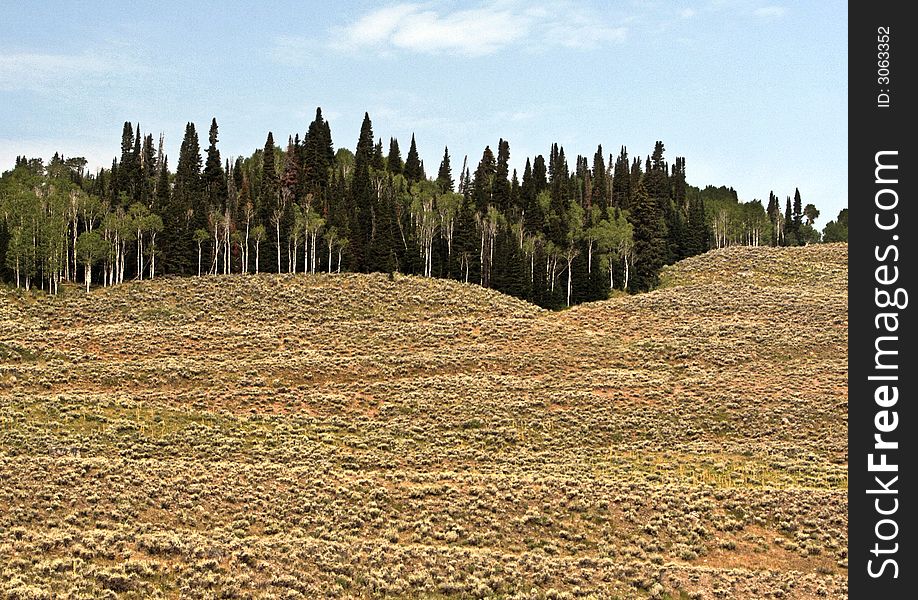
[0,1,847,225]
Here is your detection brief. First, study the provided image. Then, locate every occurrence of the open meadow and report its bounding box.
[0,244,848,599]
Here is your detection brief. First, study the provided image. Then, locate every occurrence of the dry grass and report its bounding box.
[0,244,848,599]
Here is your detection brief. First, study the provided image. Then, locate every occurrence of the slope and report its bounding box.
[0,244,848,599]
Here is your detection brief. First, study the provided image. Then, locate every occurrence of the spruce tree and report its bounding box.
[131,127,142,203]
[629,181,666,292]
[784,197,794,246]
[141,134,156,209]
[203,118,227,211]
[792,188,803,240]
[404,134,424,183]
[521,158,539,227]
[629,156,643,205]
[260,132,280,270]
[532,155,548,194]
[436,147,453,193]
[591,145,609,214]
[611,146,631,210]
[303,107,332,197]
[387,138,403,175]
[493,139,511,212]
[351,113,375,270]
[166,122,203,274]
[117,121,133,200]
[767,191,779,245]
[472,146,496,213]
[372,139,386,172]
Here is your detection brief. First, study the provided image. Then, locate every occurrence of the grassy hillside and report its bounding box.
[0,244,848,599]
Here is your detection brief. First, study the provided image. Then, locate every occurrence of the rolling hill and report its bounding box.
[0,244,848,599]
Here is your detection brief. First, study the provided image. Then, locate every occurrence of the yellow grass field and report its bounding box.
[0,244,848,599]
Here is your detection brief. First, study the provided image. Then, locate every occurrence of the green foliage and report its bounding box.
[629,182,666,292]
[2,115,829,308]
[821,208,848,242]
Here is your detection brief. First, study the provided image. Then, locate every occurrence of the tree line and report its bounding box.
[0,109,845,307]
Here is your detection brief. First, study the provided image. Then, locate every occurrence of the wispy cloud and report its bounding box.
[680,8,697,18]
[332,1,628,57]
[754,5,786,18]
[0,51,122,92]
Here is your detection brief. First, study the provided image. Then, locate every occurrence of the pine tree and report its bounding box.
[792,187,803,242]
[203,118,227,211]
[766,191,779,245]
[591,145,609,214]
[260,132,280,271]
[387,138,403,175]
[472,146,496,213]
[130,127,142,203]
[493,139,511,212]
[351,113,375,271]
[436,147,453,193]
[166,122,203,274]
[629,181,666,292]
[117,121,133,201]
[372,139,386,172]
[784,197,794,246]
[520,158,539,227]
[141,134,156,209]
[532,155,548,194]
[629,156,643,206]
[685,194,708,256]
[155,155,170,218]
[303,107,332,197]
[404,134,424,183]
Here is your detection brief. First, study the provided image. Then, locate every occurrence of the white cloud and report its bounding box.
[543,13,627,49]
[333,1,629,57]
[754,5,786,18]
[346,4,420,46]
[680,8,697,18]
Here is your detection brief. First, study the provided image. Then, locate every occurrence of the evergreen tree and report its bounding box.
[154,155,170,218]
[532,155,548,194]
[766,191,780,245]
[493,139,511,212]
[387,137,403,175]
[591,145,609,214]
[404,134,424,183]
[117,121,133,201]
[372,139,386,172]
[629,156,643,206]
[671,157,687,210]
[141,134,156,208]
[792,188,803,237]
[472,146,496,213]
[784,197,794,246]
[166,122,203,274]
[436,146,453,193]
[203,118,227,211]
[684,194,708,256]
[629,181,666,292]
[260,132,280,270]
[130,128,142,203]
[303,107,332,197]
[520,158,539,226]
[351,113,375,270]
